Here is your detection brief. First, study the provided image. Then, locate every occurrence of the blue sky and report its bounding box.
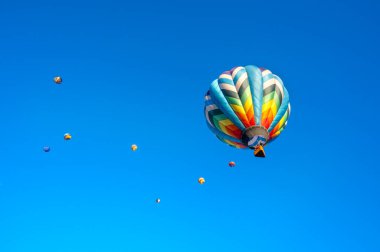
[0,0,379,251]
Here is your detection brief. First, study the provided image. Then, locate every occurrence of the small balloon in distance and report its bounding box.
[131,144,138,151]
[54,76,62,84]
[198,177,205,184]
[229,161,236,167]
[64,133,72,140]
[156,198,161,203]
[43,146,50,152]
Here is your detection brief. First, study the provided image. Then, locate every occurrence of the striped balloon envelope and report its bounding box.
[204,65,291,157]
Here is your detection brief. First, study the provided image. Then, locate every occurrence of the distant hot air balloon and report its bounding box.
[43,146,50,152]
[204,65,291,157]
[131,144,138,151]
[54,76,62,84]
[156,198,161,203]
[64,133,72,140]
[198,177,205,184]
[229,161,236,167]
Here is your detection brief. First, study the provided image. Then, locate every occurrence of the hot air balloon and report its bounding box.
[54,76,62,84]
[156,198,161,203]
[204,65,290,157]
[64,133,72,140]
[198,177,205,184]
[229,161,236,167]
[131,144,138,151]
[43,146,50,152]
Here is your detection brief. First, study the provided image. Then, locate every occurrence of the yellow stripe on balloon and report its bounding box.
[230,104,250,127]
[218,119,241,138]
[243,98,254,125]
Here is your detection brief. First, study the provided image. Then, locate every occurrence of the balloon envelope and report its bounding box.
[64,133,72,140]
[204,65,290,153]
[54,76,62,84]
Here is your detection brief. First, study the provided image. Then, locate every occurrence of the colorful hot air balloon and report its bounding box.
[228,161,236,167]
[131,144,138,151]
[64,133,72,140]
[54,76,62,84]
[198,177,205,184]
[204,65,291,157]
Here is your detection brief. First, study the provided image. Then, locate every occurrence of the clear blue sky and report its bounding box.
[0,0,379,251]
